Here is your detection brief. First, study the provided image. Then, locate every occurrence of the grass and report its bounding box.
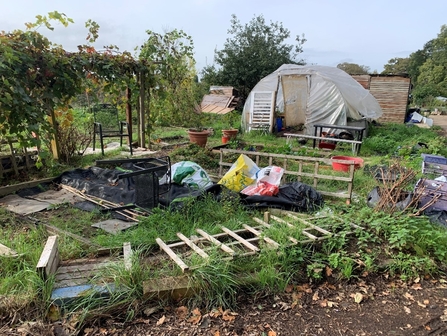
[2,120,447,328]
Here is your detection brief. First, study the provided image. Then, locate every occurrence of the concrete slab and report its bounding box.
[83,142,157,157]
[0,242,18,257]
[91,219,137,234]
[0,194,50,215]
[33,189,83,205]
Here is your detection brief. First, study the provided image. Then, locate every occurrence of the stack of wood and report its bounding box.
[200,86,240,114]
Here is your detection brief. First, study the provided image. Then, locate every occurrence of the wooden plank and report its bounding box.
[156,238,189,272]
[0,177,55,197]
[252,217,271,228]
[36,235,60,279]
[284,133,362,145]
[302,230,318,240]
[242,224,279,248]
[41,223,100,248]
[220,226,260,252]
[270,215,294,228]
[196,229,235,255]
[123,242,132,271]
[286,213,332,235]
[176,232,209,259]
[55,262,112,281]
[0,242,18,257]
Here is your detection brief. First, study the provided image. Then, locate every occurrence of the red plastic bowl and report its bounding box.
[331,156,364,172]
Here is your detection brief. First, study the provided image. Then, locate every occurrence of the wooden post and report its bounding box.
[48,105,60,160]
[126,87,132,145]
[138,71,146,148]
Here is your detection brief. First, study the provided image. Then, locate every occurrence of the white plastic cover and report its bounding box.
[242,64,382,134]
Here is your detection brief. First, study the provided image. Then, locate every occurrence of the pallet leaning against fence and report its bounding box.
[218,148,356,201]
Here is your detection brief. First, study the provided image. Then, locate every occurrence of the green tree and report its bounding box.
[139,29,200,127]
[336,62,370,75]
[407,40,434,85]
[410,25,447,104]
[382,57,410,75]
[203,14,306,101]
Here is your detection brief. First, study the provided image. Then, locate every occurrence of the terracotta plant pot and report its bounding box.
[222,129,238,140]
[187,129,210,147]
[222,136,230,144]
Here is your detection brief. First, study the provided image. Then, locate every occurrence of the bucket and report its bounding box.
[276,117,283,132]
[331,156,364,172]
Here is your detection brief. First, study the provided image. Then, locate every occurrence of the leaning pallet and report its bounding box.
[218,148,357,201]
[155,211,362,272]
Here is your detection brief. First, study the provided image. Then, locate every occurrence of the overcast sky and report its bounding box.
[1,0,446,73]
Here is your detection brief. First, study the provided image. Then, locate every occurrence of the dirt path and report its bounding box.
[429,114,447,136]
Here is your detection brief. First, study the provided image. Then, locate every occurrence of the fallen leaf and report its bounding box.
[425,325,431,331]
[214,331,221,336]
[417,301,427,308]
[285,284,294,293]
[296,284,313,293]
[188,308,202,324]
[414,277,420,283]
[327,301,337,307]
[325,266,332,277]
[209,308,222,318]
[404,307,411,314]
[411,283,422,290]
[319,299,327,307]
[268,331,277,336]
[312,291,320,301]
[156,315,166,326]
[143,307,158,317]
[352,292,363,304]
[221,310,237,322]
[404,292,414,301]
[424,299,430,305]
[175,306,188,319]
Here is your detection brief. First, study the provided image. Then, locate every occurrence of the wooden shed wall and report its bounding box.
[351,75,371,89]
[369,76,411,123]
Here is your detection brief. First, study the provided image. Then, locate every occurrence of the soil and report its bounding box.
[4,275,447,335]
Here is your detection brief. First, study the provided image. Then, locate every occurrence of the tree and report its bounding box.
[407,40,434,85]
[139,29,200,127]
[336,62,370,75]
[381,57,410,75]
[409,25,447,104]
[203,14,306,101]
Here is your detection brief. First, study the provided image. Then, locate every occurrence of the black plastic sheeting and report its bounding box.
[54,166,324,215]
[56,167,136,205]
[159,181,324,213]
[241,181,324,212]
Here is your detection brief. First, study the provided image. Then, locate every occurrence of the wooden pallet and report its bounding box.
[156,212,362,271]
[37,236,132,296]
[218,148,356,200]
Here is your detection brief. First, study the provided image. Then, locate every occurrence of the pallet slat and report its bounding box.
[242,224,279,248]
[176,233,209,259]
[220,226,260,252]
[196,229,235,255]
[156,238,189,272]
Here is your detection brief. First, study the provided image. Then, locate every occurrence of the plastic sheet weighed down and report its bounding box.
[55,156,324,217]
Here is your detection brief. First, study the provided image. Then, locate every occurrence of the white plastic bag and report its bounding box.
[241,166,284,196]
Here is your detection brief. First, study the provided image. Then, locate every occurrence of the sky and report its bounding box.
[1,0,447,74]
